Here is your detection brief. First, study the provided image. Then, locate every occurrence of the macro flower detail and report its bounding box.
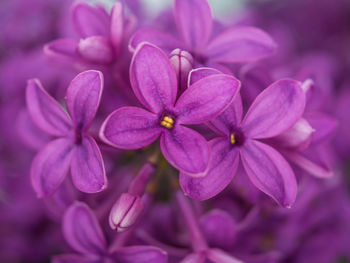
[26,70,107,197]
[180,69,306,207]
[53,202,168,263]
[130,0,277,66]
[100,42,240,174]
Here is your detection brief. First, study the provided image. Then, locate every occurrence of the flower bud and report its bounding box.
[78,36,114,64]
[169,48,194,93]
[109,193,144,232]
[274,118,314,151]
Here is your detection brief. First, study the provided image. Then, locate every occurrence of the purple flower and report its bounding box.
[130,0,277,66]
[45,1,132,65]
[26,70,107,197]
[180,69,306,207]
[100,43,240,174]
[53,202,168,263]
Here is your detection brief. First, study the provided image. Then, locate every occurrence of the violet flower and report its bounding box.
[26,70,107,197]
[100,43,240,174]
[45,1,133,65]
[180,69,305,207]
[130,0,277,67]
[53,202,167,263]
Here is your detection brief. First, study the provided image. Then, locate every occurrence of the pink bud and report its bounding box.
[274,118,315,151]
[169,48,194,93]
[78,36,114,64]
[109,193,144,232]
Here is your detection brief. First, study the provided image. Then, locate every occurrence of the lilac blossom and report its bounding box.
[26,70,107,197]
[53,202,167,263]
[180,69,305,207]
[100,43,240,174]
[130,0,277,67]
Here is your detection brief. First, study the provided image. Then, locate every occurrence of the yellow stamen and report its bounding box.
[160,116,174,129]
[230,134,235,145]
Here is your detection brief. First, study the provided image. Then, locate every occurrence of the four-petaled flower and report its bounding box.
[26,70,107,197]
[180,69,306,207]
[100,42,240,174]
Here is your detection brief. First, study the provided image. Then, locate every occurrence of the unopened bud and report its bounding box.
[109,193,144,232]
[169,48,193,93]
[78,36,114,64]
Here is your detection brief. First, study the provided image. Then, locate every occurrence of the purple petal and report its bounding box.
[130,43,177,113]
[188,67,222,86]
[283,151,333,179]
[240,140,297,207]
[199,210,236,250]
[110,2,124,55]
[174,0,212,50]
[53,254,100,263]
[129,29,183,53]
[207,249,243,263]
[242,79,305,139]
[160,125,209,174]
[100,107,161,149]
[26,79,72,136]
[44,39,79,60]
[113,246,168,263]
[72,2,110,38]
[305,112,338,144]
[175,74,240,125]
[31,138,74,197]
[208,94,243,136]
[71,135,107,193]
[63,202,107,255]
[180,252,206,263]
[180,138,239,200]
[66,70,103,131]
[78,36,114,64]
[205,26,277,63]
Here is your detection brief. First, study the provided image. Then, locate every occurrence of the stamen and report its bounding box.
[230,133,235,145]
[160,116,174,129]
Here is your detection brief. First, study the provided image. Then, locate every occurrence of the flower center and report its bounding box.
[230,133,236,145]
[229,130,245,146]
[160,116,174,129]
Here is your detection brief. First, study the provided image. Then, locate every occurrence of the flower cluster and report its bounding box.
[1,0,350,262]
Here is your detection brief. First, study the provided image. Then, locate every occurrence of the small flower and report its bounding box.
[180,69,306,207]
[130,0,277,67]
[26,70,107,197]
[100,43,240,174]
[53,202,168,263]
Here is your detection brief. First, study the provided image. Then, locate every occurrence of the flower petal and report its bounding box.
[100,107,161,149]
[44,39,79,60]
[208,94,243,136]
[129,29,183,53]
[110,2,124,55]
[63,202,107,255]
[199,210,237,250]
[175,74,240,125]
[180,252,206,263]
[180,138,239,200]
[66,70,103,131]
[174,0,212,50]
[71,135,107,193]
[305,112,338,144]
[52,254,100,263]
[240,140,297,207]
[31,138,74,197]
[160,125,209,174]
[207,249,243,263]
[77,36,114,64]
[113,246,168,263]
[242,79,305,139]
[205,26,277,63]
[130,43,177,113]
[188,67,222,86]
[26,79,72,136]
[72,2,110,38]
